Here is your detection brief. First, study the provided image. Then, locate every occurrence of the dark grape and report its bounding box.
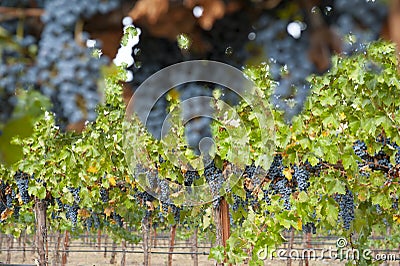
[159,179,170,203]
[15,173,30,204]
[69,187,80,203]
[232,194,243,212]
[334,189,355,230]
[55,198,64,209]
[263,188,271,206]
[375,204,382,215]
[0,36,37,123]
[100,188,109,203]
[34,0,121,127]
[136,191,155,205]
[293,165,310,192]
[85,215,93,231]
[93,213,100,229]
[112,212,123,228]
[268,155,284,180]
[392,196,399,211]
[395,145,400,165]
[271,179,292,210]
[0,202,6,217]
[184,170,199,186]
[65,203,79,225]
[204,160,224,207]
[6,193,13,209]
[13,205,20,220]
[170,204,181,223]
[244,164,261,188]
[353,140,368,159]
[161,202,169,214]
[333,0,387,55]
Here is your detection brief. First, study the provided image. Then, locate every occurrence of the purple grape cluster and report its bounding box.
[334,189,355,230]
[293,165,310,192]
[15,172,30,204]
[204,161,224,208]
[100,188,109,203]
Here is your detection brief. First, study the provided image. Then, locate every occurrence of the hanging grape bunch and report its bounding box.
[252,0,387,120]
[0,0,121,128]
[34,0,122,127]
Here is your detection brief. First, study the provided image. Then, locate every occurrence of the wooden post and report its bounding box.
[97,229,101,250]
[32,228,36,254]
[304,232,312,266]
[121,239,127,266]
[53,231,62,265]
[6,234,12,264]
[191,227,199,266]
[168,224,177,266]
[149,219,152,254]
[110,240,117,264]
[62,231,69,266]
[23,231,26,262]
[34,198,48,266]
[46,231,49,263]
[212,198,230,265]
[153,227,157,247]
[142,216,151,266]
[213,198,230,247]
[286,228,294,266]
[383,226,391,266]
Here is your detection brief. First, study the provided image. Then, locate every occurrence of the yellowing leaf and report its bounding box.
[358,190,367,201]
[87,165,98,174]
[393,214,400,224]
[104,206,113,217]
[108,176,116,186]
[1,209,13,220]
[283,168,292,181]
[296,219,303,230]
[167,89,179,101]
[78,209,90,218]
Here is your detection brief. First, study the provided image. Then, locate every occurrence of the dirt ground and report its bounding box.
[0,250,213,266]
[0,249,365,266]
[2,250,398,265]
[0,237,397,265]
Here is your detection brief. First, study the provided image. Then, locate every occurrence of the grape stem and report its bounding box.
[74,19,85,46]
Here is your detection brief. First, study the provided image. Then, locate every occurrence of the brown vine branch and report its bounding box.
[0,7,44,19]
